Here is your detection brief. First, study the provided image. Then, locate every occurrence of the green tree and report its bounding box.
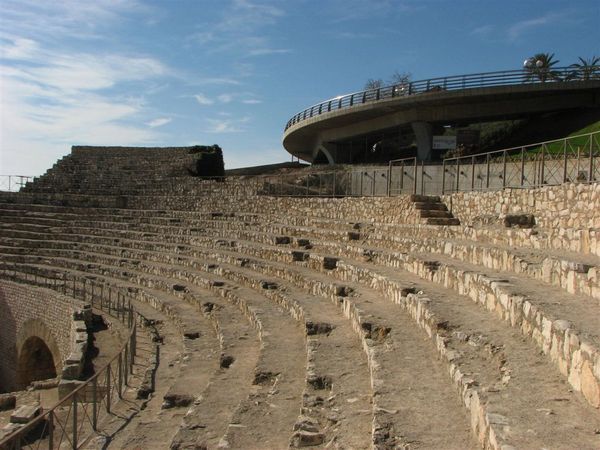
[523,53,560,82]
[568,56,600,81]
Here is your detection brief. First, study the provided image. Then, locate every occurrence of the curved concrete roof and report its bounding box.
[283,76,600,163]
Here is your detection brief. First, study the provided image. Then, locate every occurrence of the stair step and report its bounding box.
[409,194,440,203]
[424,217,460,226]
[413,202,448,211]
[419,210,453,218]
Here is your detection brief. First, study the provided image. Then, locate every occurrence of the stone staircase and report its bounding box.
[410,194,460,226]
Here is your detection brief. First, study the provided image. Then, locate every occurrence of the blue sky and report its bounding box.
[1,0,599,176]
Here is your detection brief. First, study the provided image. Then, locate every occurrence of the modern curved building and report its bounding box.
[282,68,600,164]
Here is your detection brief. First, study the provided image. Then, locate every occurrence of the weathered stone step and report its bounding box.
[170,295,261,449]
[3,213,598,306]
[0,237,478,448]
[3,254,305,448]
[1,243,373,447]
[5,251,308,448]
[412,202,448,211]
[418,209,454,218]
[173,236,600,448]
[410,194,441,203]
[423,217,461,226]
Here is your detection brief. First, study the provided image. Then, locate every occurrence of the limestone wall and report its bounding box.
[444,182,600,229]
[0,281,80,392]
[70,146,193,157]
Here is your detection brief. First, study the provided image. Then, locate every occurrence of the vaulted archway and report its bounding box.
[15,319,62,390]
[16,336,57,389]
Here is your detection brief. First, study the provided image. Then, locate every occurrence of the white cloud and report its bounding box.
[1,0,155,41]
[247,48,291,57]
[204,116,250,133]
[471,24,494,36]
[218,93,234,103]
[194,93,214,105]
[187,0,288,59]
[0,36,170,175]
[146,117,172,128]
[196,77,241,85]
[242,99,262,104]
[507,12,561,41]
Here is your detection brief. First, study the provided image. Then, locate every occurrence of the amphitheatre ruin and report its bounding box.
[1,68,600,450]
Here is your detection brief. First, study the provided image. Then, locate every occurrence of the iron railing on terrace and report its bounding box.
[441,131,600,194]
[0,176,34,192]
[284,66,600,131]
[256,131,600,197]
[0,264,142,450]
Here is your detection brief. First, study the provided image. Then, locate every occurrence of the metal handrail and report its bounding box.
[284,66,600,131]
[0,175,34,193]
[441,131,599,193]
[0,264,139,450]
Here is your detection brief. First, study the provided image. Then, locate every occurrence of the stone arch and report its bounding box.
[16,319,62,389]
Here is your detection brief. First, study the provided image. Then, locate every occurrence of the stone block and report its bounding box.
[10,405,41,424]
[58,379,85,399]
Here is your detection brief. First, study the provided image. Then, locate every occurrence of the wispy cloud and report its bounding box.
[327,31,375,40]
[507,12,562,41]
[190,77,242,86]
[187,0,289,59]
[194,93,214,105]
[1,0,154,42]
[471,24,494,36]
[217,93,235,103]
[327,0,421,23]
[146,117,172,128]
[247,48,291,57]
[242,99,262,104]
[204,116,250,133]
[1,31,170,174]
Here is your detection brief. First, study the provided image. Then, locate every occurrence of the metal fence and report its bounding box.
[0,264,139,450]
[441,131,600,193]
[252,131,600,197]
[285,66,600,131]
[0,176,34,193]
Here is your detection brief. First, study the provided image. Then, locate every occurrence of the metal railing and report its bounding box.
[253,131,600,197]
[388,157,418,196]
[284,66,600,131]
[0,176,34,192]
[0,264,139,450]
[441,131,600,193]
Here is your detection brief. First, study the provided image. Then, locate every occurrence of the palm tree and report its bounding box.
[523,53,560,82]
[568,56,600,81]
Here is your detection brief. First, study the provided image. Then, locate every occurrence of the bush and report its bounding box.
[187,145,225,178]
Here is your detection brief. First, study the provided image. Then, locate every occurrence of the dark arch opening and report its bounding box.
[313,150,331,165]
[17,336,57,389]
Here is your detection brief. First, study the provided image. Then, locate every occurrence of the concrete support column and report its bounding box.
[412,121,433,161]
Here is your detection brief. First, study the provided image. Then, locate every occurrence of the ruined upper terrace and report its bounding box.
[282,67,600,163]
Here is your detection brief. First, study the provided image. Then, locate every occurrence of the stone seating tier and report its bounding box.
[1,147,599,448]
[21,146,209,195]
[1,200,600,449]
